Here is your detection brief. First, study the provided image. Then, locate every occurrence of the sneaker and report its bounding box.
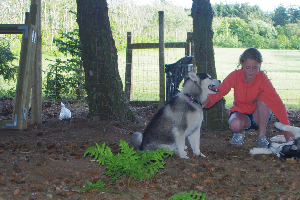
[230,133,245,146]
[256,135,269,148]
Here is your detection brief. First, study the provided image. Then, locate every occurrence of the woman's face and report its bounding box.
[242,59,260,83]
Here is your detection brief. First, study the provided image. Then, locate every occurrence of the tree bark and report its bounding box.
[77,0,134,121]
[192,0,228,130]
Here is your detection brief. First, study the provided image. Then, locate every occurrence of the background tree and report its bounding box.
[77,0,134,121]
[272,5,289,27]
[192,0,228,130]
[0,39,17,81]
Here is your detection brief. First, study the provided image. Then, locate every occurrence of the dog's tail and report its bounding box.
[130,132,143,149]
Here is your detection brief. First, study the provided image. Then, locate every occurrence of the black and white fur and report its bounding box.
[130,72,220,159]
[250,122,300,161]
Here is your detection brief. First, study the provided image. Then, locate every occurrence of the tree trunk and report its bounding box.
[192,0,228,130]
[77,0,134,122]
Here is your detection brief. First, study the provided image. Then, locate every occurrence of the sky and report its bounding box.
[140,0,300,12]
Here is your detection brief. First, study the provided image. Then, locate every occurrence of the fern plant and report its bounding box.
[78,180,105,194]
[169,190,206,200]
[84,140,173,182]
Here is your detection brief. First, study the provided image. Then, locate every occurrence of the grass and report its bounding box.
[2,47,300,109]
[118,47,300,109]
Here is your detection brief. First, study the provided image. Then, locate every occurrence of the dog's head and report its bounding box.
[278,138,300,161]
[182,72,220,103]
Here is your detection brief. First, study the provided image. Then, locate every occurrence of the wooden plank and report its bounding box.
[125,32,133,101]
[0,1,40,130]
[129,101,159,108]
[13,24,36,129]
[31,0,43,125]
[13,3,38,129]
[186,32,192,56]
[130,42,186,49]
[0,120,17,129]
[24,25,37,129]
[159,11,165,108]
[22,3,38,129]
[0,24,28,36]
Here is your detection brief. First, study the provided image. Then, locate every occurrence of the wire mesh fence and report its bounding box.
[0,0,300,129]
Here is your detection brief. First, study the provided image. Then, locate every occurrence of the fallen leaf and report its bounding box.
[244,193,250,198]
[143,192,150,199]
[205,163,214,168]
[10,179,19,184]
[20,163,25,170]
[289,182,297,190]
[286,158,297,164]
[13,189,20,196]
[219,174,230,181]
[276,180,284,185]
[204,179,213,186]
[87,169,101,175]
[191,173,197,179]
[196,186,204,190]
[198,172,204,178]
[216,188,227,195]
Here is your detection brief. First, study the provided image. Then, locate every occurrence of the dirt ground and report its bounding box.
[1,100,300,200]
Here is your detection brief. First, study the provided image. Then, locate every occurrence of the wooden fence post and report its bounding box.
[125,32,133,101]
[159,11,165,108]
[31,0,42,125]
[186,32,193,56]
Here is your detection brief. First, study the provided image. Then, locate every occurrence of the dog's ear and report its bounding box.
[188,72,199,82]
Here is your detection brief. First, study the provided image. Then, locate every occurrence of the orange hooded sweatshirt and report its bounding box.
[205,69,290,127]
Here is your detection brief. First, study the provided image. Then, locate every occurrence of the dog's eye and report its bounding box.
[207,74,212,79]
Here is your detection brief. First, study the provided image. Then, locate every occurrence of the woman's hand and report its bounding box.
[202,99,210,108]
[284,131,295,142]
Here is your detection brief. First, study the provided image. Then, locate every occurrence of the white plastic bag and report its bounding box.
[59,102,72,120]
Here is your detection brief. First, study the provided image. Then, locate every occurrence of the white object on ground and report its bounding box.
[59,102,72,120]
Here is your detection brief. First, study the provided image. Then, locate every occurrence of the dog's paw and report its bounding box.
[193,150,206,158]
[178,151,189,159]
[249,147,272,155]
[200,152,206,158]
[270,135,286,143]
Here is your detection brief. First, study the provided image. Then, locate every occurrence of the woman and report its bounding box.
[203,48,294,148]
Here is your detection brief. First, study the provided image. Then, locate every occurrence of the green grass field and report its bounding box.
[118,48,300,109]
[1,48,300,109]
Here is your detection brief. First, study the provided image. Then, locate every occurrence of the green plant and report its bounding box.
[0,38,18,81]
[169,190,206,200]
[78,180,105,194]
[45,29,84,100]
[84,140,173,182]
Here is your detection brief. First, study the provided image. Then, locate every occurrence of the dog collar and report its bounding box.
[184,94,202,106]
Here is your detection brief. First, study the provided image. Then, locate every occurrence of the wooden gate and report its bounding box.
[0,0,42,130]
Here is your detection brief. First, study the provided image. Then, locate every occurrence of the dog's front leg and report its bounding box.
[188,128,206,157]
[173,128,189,159]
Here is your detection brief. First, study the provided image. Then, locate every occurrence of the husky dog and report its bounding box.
[249,122,300,161]
[130,72,220,159]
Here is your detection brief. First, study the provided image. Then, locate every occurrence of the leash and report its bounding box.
[184,93,202,106]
